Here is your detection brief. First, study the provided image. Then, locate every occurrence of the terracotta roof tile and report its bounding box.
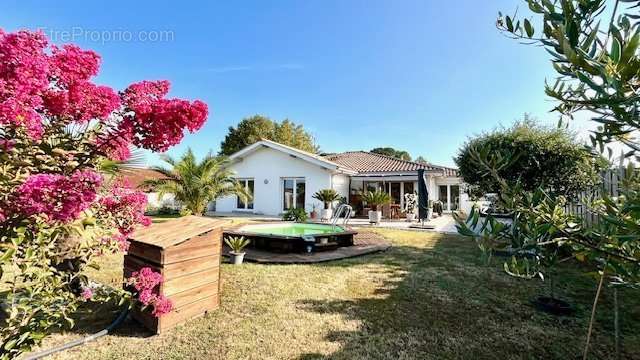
[323,151,458,176]
[117,168,166,190]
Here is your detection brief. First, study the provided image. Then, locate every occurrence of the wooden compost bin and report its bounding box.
[124,215,229,334]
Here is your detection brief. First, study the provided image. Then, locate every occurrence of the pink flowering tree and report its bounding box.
[0,29,207,358]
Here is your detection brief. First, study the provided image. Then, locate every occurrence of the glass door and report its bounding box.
[283,178,305,211]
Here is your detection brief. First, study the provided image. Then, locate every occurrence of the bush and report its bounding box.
[455,118,605,199]
[282,208,308,222]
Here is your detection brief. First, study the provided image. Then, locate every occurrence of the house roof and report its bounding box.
[228,139,358,175]
[118,168,166,190]
[323,151,458,176]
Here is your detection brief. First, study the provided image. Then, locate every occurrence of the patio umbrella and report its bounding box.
[417,169,429,221]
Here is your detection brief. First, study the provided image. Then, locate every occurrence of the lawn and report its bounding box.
[33,227,640,360]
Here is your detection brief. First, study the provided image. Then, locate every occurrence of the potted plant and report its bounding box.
[361,190,391,224]
[312,189,341,221]
[224,236,250,265]
[404,193,417,221]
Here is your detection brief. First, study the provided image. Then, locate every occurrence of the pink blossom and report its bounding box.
[44,82,120,122]
[15,170,102,222]
[138,288,156,306]
[151,295,173,317]
[50,44,100,86]
[94,126,133,161]
[121,80,208,151]
[0,138,15,151]
[0,30,49,138]
[98,182,150,237]
[131,267,163,291]
[81,287,93,301]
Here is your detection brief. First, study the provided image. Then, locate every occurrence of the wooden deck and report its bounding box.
[222,231,391,264]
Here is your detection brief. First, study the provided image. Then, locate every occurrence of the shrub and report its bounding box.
[282,208,308,222]
[455,118,605,199]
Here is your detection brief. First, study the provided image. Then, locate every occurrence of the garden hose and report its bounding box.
[23,307,129,360]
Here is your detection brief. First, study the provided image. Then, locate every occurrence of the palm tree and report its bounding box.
[143,148,250,216]
[312,189,341,210]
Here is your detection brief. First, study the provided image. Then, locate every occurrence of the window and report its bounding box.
[236,179,254,210]
[283,178,305,210]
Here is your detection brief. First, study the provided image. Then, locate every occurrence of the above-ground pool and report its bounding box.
[224,222,357,253]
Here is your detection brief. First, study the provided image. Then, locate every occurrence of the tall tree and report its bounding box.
[219,115,319,155]
[370,147,412,161]
[144,149,249,215]
[414,156,429,165]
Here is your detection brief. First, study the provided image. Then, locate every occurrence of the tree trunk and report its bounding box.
[583,269,606,360]
[614,287,621,360]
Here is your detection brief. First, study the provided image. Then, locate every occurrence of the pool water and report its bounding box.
[239,223,345,237]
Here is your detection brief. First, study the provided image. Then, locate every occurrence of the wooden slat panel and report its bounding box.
[162,268,219,296]
[127,241,162,264]
[168,281,219,309]
[162,254,220,280]
[159,295,219,333]
[164,242,220,264]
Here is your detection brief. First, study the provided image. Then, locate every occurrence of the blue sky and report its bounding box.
[2,0,561,167]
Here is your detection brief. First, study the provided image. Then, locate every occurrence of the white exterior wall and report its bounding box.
[216,147,336,216]
[331,174,350,201]
[146,192,178,209]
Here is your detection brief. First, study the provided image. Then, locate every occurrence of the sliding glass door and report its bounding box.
[283,178,305,211]
[438,184,460,212]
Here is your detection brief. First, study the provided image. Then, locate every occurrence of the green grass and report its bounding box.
[26,228,640,359]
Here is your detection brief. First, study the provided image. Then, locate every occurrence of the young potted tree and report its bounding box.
[224,236,250,265]
[309,204,318,220]
[404,193,417,221]
[361,190,391,224]
[312,189,341,221]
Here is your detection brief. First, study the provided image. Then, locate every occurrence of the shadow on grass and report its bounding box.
[296,231,640,360]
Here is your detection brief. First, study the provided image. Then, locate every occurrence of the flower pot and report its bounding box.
[310,211,318,220]
[368,210,382,224]
[321,208,333,221]
[229,251,245,265]
[406,213,416,222]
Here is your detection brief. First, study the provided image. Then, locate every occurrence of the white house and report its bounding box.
[215,140,471,217]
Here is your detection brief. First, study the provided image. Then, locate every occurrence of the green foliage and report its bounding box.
[282,208,308,222]
[455,117,605,199]
[179,208,193,217]
[144,149,250,216]
[0,126,131,358]
[219,115,319,156]
[224,236,250,253]
[370,147,412,161]
[312,189,341,209]
[360,190,392,211]
[497,0,640,159]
